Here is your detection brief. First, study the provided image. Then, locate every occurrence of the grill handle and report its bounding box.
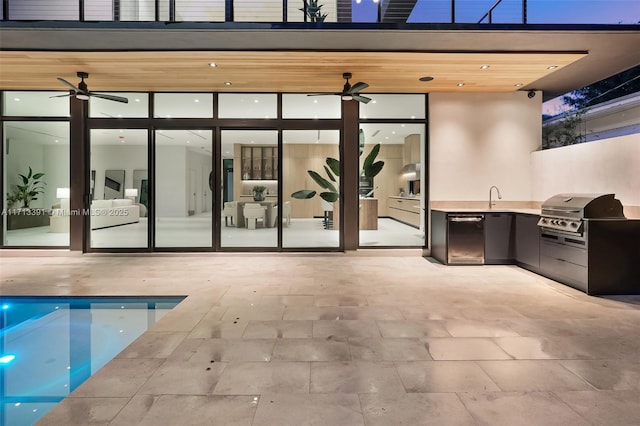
[542,207,581,214]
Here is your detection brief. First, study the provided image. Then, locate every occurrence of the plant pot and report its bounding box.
[253,192,265,202]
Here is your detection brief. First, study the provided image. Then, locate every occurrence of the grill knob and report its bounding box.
[570,222,578,228]
[559,221,566,226]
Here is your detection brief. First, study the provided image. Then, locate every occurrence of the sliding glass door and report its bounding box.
[89,129,149,249]
[155,129,213,248]
[220,130,278,248]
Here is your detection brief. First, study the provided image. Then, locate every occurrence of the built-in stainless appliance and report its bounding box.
[537,193,640,295]
[447,214,485,265]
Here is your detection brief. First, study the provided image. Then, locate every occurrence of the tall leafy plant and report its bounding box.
[300,0,327,22]
[291,129,384,203]
[11,167,46,208]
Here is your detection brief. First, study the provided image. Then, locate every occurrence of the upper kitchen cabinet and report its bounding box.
[241,146,277,180]
[403,134,421,164]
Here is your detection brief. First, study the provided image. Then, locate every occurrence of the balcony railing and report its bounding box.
[1,0,637,25]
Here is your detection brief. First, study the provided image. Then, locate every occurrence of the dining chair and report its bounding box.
[223,201,237,226]
[243,203,266,229]
[272,201,292,227]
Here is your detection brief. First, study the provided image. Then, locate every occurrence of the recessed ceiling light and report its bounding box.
[392,131,396,134]
[514,83,524,87]
[480,65,490,69]
[13,97,20,101]
[135,98,140,102]
[419,76,434,82]
[117,114,122,118]
[254,99,259,103]
[410,115,415,119]
[186,140,190,144]
[209,62,217,68]
[547,65,558,70]
[166,114,171,118]
[372,100,377,104]
[251,140,254,144]
[55,139,59,143]
[224,82,232,86]
[313,99,318,103]
[401,124,405,127]
[194,99,199,103]
[457,83,465,87]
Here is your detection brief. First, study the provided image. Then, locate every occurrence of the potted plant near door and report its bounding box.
[10,167,46,209]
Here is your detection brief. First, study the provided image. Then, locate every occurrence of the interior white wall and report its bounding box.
[91,145,147,201]
[186,149,213,214]
[4,138,46,208]
[531,133,640,206]
[429,91,542,202]
[156,146,187,217]
[43,144,70,208]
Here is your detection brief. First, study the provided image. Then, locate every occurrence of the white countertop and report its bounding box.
[431,208,540,215]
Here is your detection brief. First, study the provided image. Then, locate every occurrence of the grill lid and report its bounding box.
[541,193,625,219]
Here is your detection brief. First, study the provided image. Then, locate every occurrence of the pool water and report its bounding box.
[0,296,184,426]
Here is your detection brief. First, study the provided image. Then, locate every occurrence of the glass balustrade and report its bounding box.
[3,0,637,25]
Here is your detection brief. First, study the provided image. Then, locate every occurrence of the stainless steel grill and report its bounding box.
[537,193,624,235]
[536,193,639,295]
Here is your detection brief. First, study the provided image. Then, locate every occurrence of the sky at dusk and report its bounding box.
[351,0,640,24]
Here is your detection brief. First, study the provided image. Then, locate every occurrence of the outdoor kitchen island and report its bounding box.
[431,196,640,295]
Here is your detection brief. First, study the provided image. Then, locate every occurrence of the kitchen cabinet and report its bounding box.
[431,209,541,266]
[241,146,277,180]
[485,212,515,264]
[403,134,421,164]
[388,196,420,228]
[515,213,540,269]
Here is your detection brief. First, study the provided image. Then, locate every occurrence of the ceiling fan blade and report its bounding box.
[49,93,74,98]
[57,77,81,92]
[307,93,342,97]
[353,94,372,104]
[90,92,129,103]
[348,82,369,94]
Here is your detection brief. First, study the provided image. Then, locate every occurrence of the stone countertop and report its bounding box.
[389,196,422,200]
[431,208,540,215]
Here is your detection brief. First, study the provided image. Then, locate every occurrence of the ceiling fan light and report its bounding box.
[76,93,90,100]
[341,95,353,101]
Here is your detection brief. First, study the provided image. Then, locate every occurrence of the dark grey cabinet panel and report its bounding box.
[485,213,515,264]
[515,214,540,268]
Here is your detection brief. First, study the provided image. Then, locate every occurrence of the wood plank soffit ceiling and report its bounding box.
[0,50,587,94]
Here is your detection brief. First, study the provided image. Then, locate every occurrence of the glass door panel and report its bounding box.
[155,129,213,248]
[358,123,426,247]
[3,121,70,247]
[283,130,341,248]
[89,129,148,249]
[221,130,277,248]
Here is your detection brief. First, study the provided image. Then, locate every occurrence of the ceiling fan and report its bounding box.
[308,72,371,104]
[52,72,128,103]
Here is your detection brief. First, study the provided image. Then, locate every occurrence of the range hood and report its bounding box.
[401,163,420,179]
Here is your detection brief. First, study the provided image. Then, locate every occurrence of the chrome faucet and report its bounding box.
[489,185,502,209]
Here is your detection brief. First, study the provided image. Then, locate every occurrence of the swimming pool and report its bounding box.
[0,296,184,426]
